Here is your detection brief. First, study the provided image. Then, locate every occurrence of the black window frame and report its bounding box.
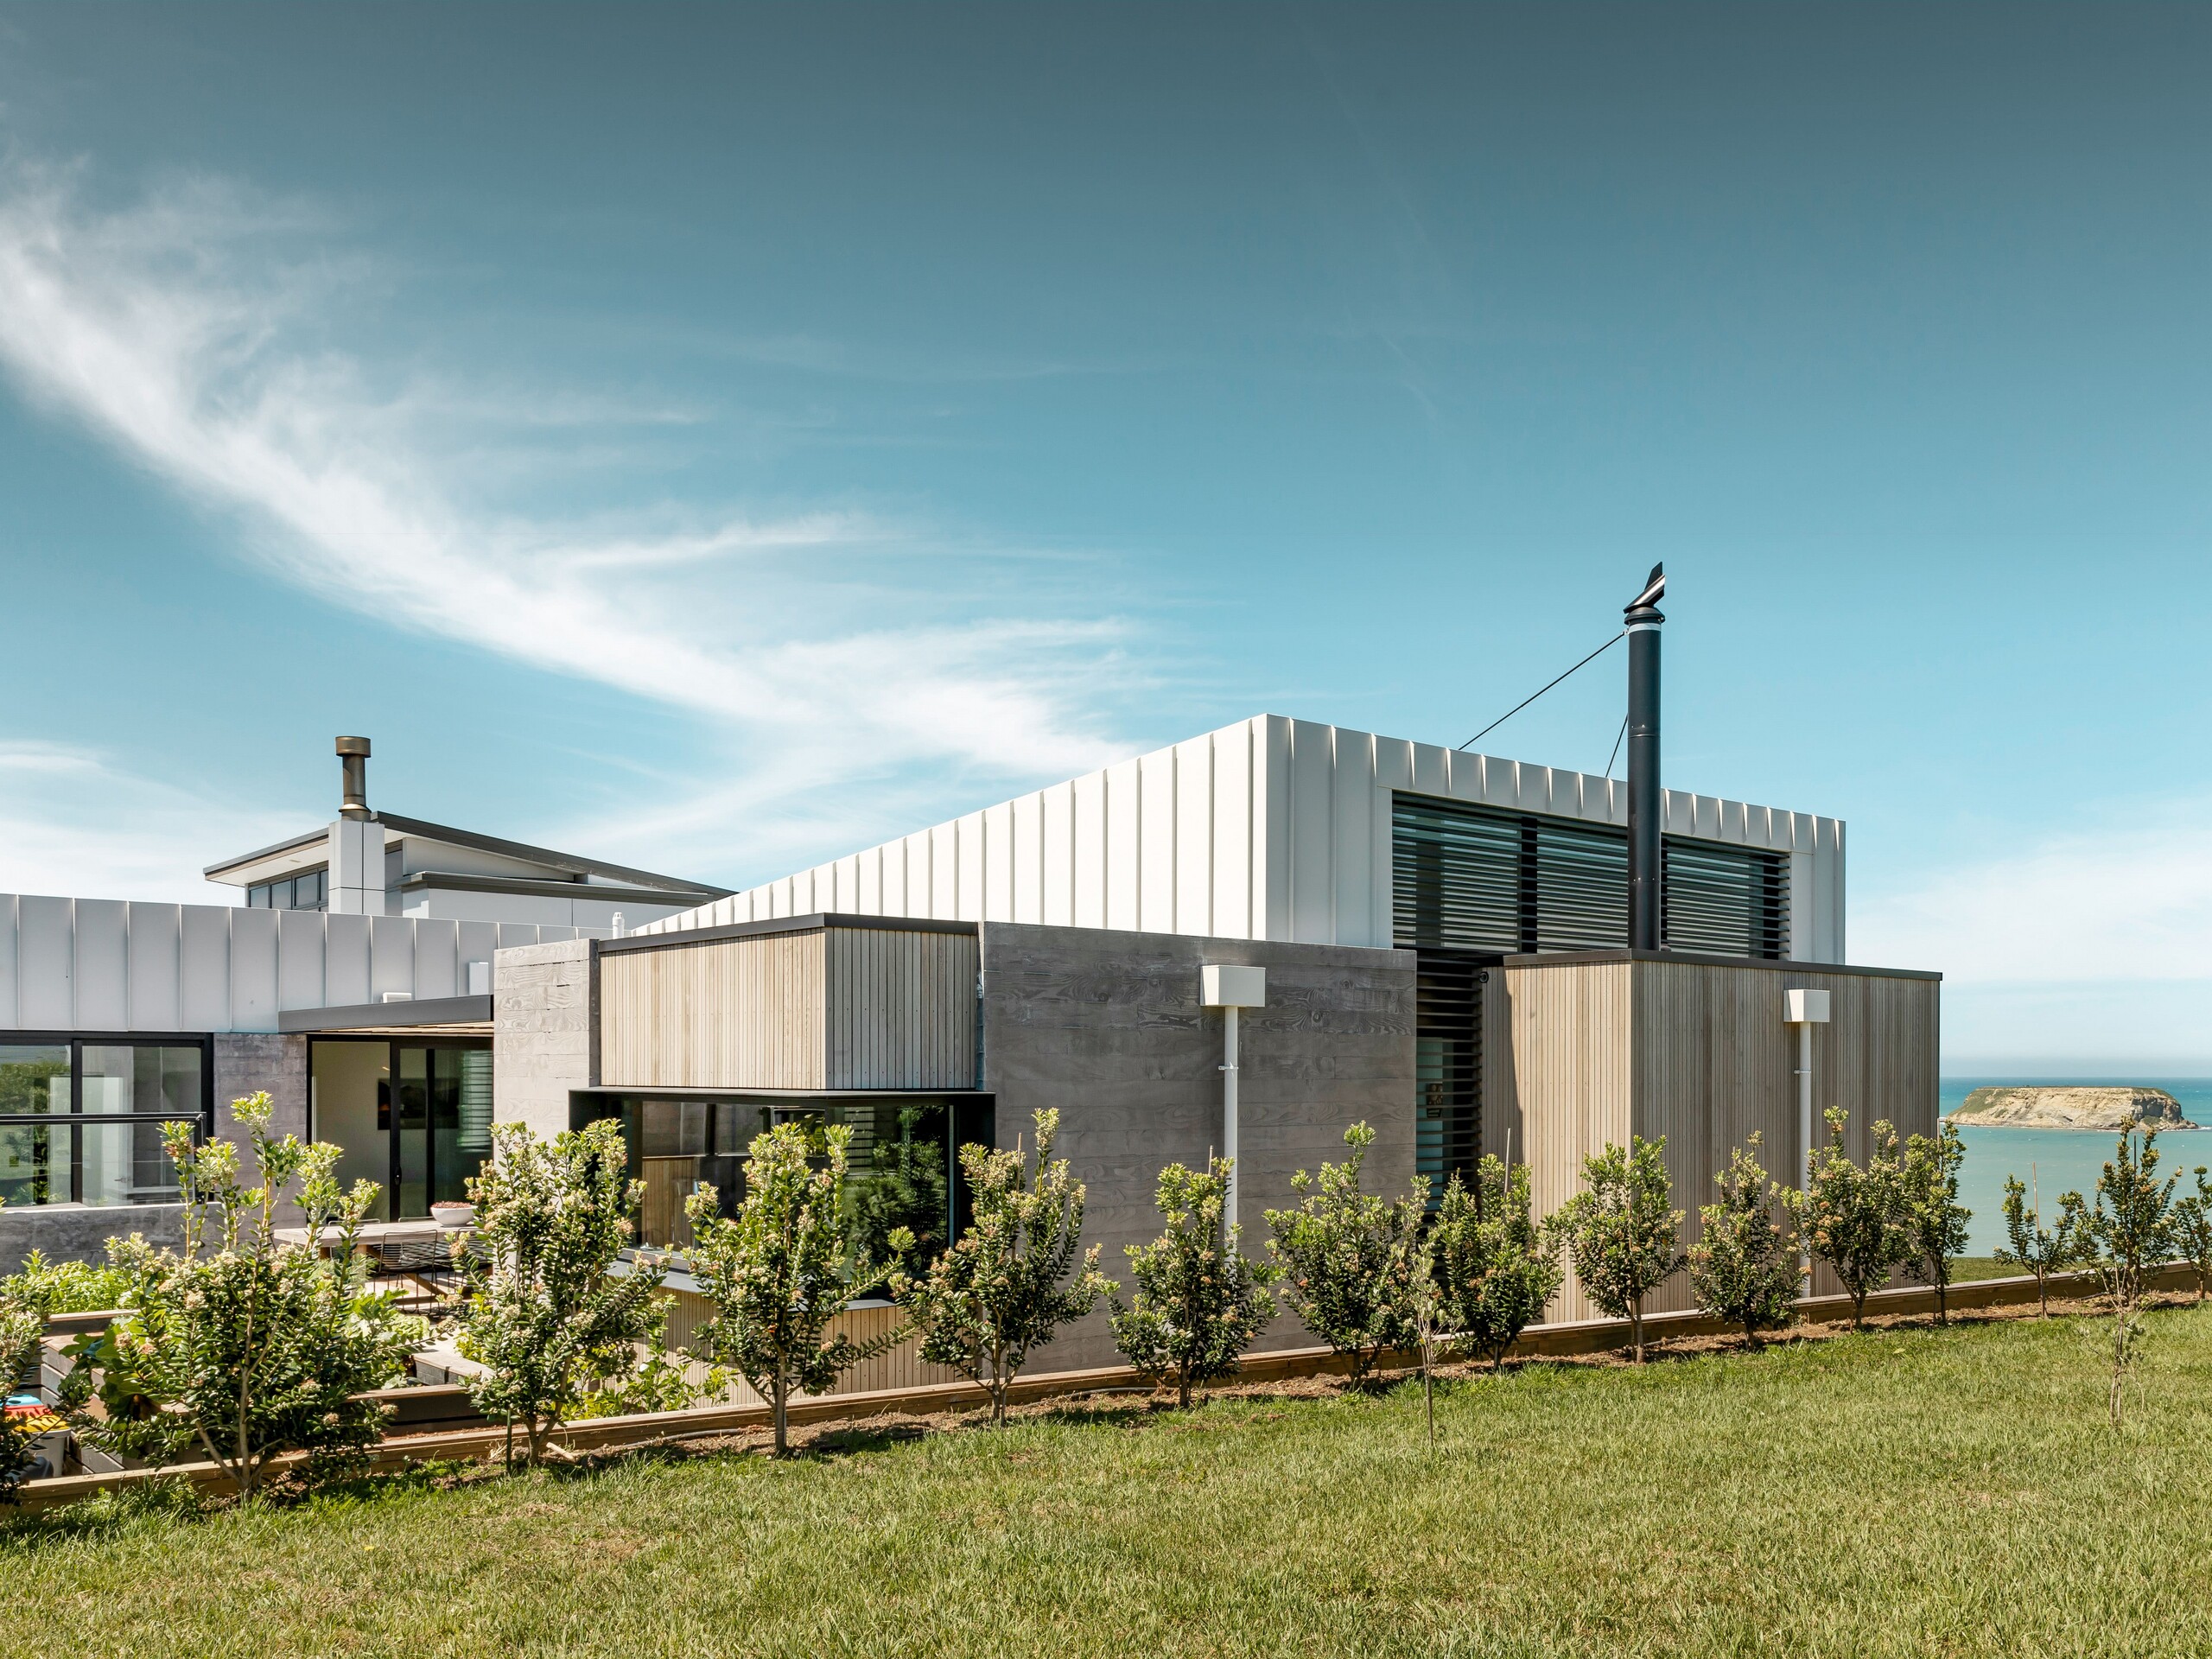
[0,1032,216,1207]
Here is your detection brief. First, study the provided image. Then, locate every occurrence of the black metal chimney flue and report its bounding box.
[336,735,372,819]
[1624,565,1665,950]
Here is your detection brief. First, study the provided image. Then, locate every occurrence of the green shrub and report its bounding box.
[1903,1122,1973,1325]
[1548,1136,1683,1363]
[685,1119,899,1454]
[1111,1157,1279,1408]
[1431,1156,1560,1372]
[2063,1129,2177,1428]
[1795,1107,1913,1331]
[893,1109,1110,1426]
[454,1119,668,1469]
[1688,1133,1802,1347]
[57,1093,424,1499]
[1994,1168,2086,1317]
[3,1250,133,1315]
[1265,1122,1428,1379]
[2169,1166,2212,1305]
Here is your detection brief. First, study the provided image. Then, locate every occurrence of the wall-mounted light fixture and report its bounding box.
[1783,988,1832,1278]
[1201,963,1267,1233]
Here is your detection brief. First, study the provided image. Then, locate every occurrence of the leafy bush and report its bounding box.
[1548,1137,1683,1363]
[893,1109,1110,1426]
[1903,1122,1973,1325]
[2063,1129,2177,1428]
[58,1093,423,1499]
[1265,1122,1428,1379]
[685,1119,900,1454]
[2169,1166,2212,1305]
[1111,1157,1279,1408]
[454,1119,668,1468]
[1688,1134,1802,1347]
[3,1250,133,1315]
[1995,1169,2086,1317]
[1430,1156,1560,1371]
[1795,1108,1913,1330]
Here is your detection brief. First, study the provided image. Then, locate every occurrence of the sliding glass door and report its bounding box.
[390,1045,493,1220]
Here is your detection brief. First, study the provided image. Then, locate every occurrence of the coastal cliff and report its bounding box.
[1947,1085,2197,1131]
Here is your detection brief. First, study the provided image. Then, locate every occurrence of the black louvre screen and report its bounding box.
[1662,837,1789,960]
[1391,794,1789,961]
[1414,950,1484,1204]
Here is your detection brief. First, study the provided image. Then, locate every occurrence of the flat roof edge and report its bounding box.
[1498,950,1941,982]
[600,912,979,955]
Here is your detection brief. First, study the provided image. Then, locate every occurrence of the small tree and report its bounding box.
[684,1119,901,1455]
[891,1109,1111,1426]
[1548,1136,1684,1363]
[454,1119,668,1468]
[2168,1166,2212,1304]
[1903,1122,1974,1325]
[1995,1168,2086,1317]
[1794,1108,1913,1331]
[1688,1134,1802,1348]
[1265,1122,1429,1379]
[1432,1156,1561,1372]
[2064,1129,2178,1429]
[1111,1157,1280,1408]
[59,1094,423,1499]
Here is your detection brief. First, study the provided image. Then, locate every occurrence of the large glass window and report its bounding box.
[582,1094,991,1261]
[0,1039,207,1207]
[246,868,327,911]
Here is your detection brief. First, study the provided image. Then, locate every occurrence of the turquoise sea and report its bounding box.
[1942,1077,2212,1255]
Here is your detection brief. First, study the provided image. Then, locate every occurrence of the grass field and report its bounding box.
[10,1298,2212,1658]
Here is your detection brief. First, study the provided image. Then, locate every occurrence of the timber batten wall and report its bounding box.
[1490,951,1941,1322]
[595,916,979,1091]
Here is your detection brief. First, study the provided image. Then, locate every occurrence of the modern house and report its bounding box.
[493,596,1938,1374]
[0,740,727,1267]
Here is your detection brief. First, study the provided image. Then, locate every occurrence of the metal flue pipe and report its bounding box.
[1623,565,1665,950]
[336,735,372,820]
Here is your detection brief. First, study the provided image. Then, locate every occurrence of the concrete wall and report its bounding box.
[492,938,596,1141]
[643,715,1847,963]
[978,921,1418,1373]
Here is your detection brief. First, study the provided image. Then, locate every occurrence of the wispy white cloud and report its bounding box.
[0,742,296,904]
[0,160,1141,893]
[1856,803,2212,985]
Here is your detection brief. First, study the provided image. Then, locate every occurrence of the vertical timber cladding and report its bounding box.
[1501,955,1942,1321]
[596,920,979,1090]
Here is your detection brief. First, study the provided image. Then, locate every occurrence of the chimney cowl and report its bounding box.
[336,736,372,819]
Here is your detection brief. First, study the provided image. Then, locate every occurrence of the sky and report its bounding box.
[0,3,2206,1069]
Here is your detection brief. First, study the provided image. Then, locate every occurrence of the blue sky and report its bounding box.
[0,4,2207,1067]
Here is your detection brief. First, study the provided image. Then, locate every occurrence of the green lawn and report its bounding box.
[12,1301,2212,1658]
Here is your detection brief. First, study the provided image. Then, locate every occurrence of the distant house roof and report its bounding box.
[203,810,729,902]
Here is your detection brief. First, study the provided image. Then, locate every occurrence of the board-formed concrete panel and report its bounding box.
[978,921,1418,1373]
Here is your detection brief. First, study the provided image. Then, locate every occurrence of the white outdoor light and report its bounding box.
[1783,988,1832,1278]
[1201,964,1267,1232]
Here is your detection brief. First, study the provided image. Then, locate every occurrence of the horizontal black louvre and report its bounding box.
[1391,793,1789,961]
[1414,950,1484,1202]
[1662,836,1789,960]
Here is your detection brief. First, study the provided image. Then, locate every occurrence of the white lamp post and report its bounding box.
[1783,988,1832,1280]
[1201,963,1268,1234]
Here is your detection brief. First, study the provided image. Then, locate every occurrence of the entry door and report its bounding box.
[391,1046,492,1218]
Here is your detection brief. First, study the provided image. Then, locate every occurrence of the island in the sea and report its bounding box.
[1947,1085,2198,1131]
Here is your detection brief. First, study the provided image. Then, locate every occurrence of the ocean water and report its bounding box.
[1942,1077,2212,1255]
